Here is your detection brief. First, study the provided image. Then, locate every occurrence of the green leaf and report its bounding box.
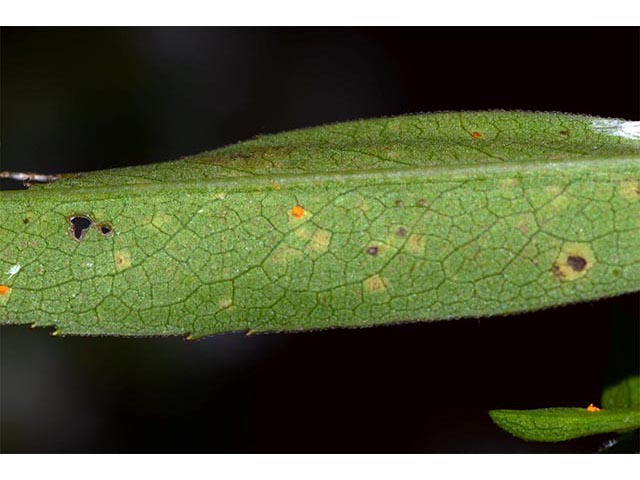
[489,407,640,442]
[1,111,639,337]
[602,376,640,410]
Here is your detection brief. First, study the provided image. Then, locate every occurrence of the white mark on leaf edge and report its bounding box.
[592,119,640,140]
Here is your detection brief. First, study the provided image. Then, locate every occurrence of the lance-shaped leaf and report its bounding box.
[1,111,639,338]
[489,407,640,442]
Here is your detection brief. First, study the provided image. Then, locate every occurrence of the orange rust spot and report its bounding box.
[0,285,10,295]
[586,404,601,412]
[471,131,482,139]
[291,205,305,218]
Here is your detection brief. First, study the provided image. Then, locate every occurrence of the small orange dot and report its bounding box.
[586,403,601,412]
[0,285,10,295]
[291,205,305,218]
[471,131,482,139]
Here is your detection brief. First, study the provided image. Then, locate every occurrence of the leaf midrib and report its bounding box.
[2,156,637,201]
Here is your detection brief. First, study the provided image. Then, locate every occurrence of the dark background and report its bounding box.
[1,27,639,453]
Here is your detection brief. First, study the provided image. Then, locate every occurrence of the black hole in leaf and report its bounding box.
[70,216,93,241]
[98,223,114,237]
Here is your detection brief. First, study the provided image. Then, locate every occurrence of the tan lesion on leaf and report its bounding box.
[114,250,133,271]
[218,298,233,310]
[552,243,595,281]
[364,274,388,293]
[406,234,424,254]
[269,244,303,264]
[619,180,640,201]
[501,177,520,188]
[307,228,332,253]
[356,195,370,213]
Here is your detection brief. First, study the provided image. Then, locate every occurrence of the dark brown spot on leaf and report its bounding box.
[567,255,587,272]
[559,129,570,137]
[417,199,426,207]
[396,227,407,238]
[367,246,379,256]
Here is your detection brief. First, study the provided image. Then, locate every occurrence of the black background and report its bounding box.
[1,27,639,453]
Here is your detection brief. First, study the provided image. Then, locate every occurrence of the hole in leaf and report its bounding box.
[97,223,114,237]
[69,215,93,241]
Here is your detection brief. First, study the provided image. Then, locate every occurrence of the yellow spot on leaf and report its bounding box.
[114,250,132,271]
[294,224,314,241]
[552,243,595,281]
[501,177,520,188]
[357,196,370,213]
[619,180,640,200]
[586,404,601,412]
[270,245,303,264]
[308,229,331,253]
[218,298,233,310]
[364,274,388,293]
[406,234,424,254]
[152,212,175,229]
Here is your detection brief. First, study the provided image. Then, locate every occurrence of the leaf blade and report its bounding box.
[1,111,639,337]
[489,407,640,442]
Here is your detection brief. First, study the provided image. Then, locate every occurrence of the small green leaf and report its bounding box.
[489,407,640,442]
[602,376,640,410]
[1,111,639,337]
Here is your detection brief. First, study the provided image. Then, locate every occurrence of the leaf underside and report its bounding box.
[1,111,639,338]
